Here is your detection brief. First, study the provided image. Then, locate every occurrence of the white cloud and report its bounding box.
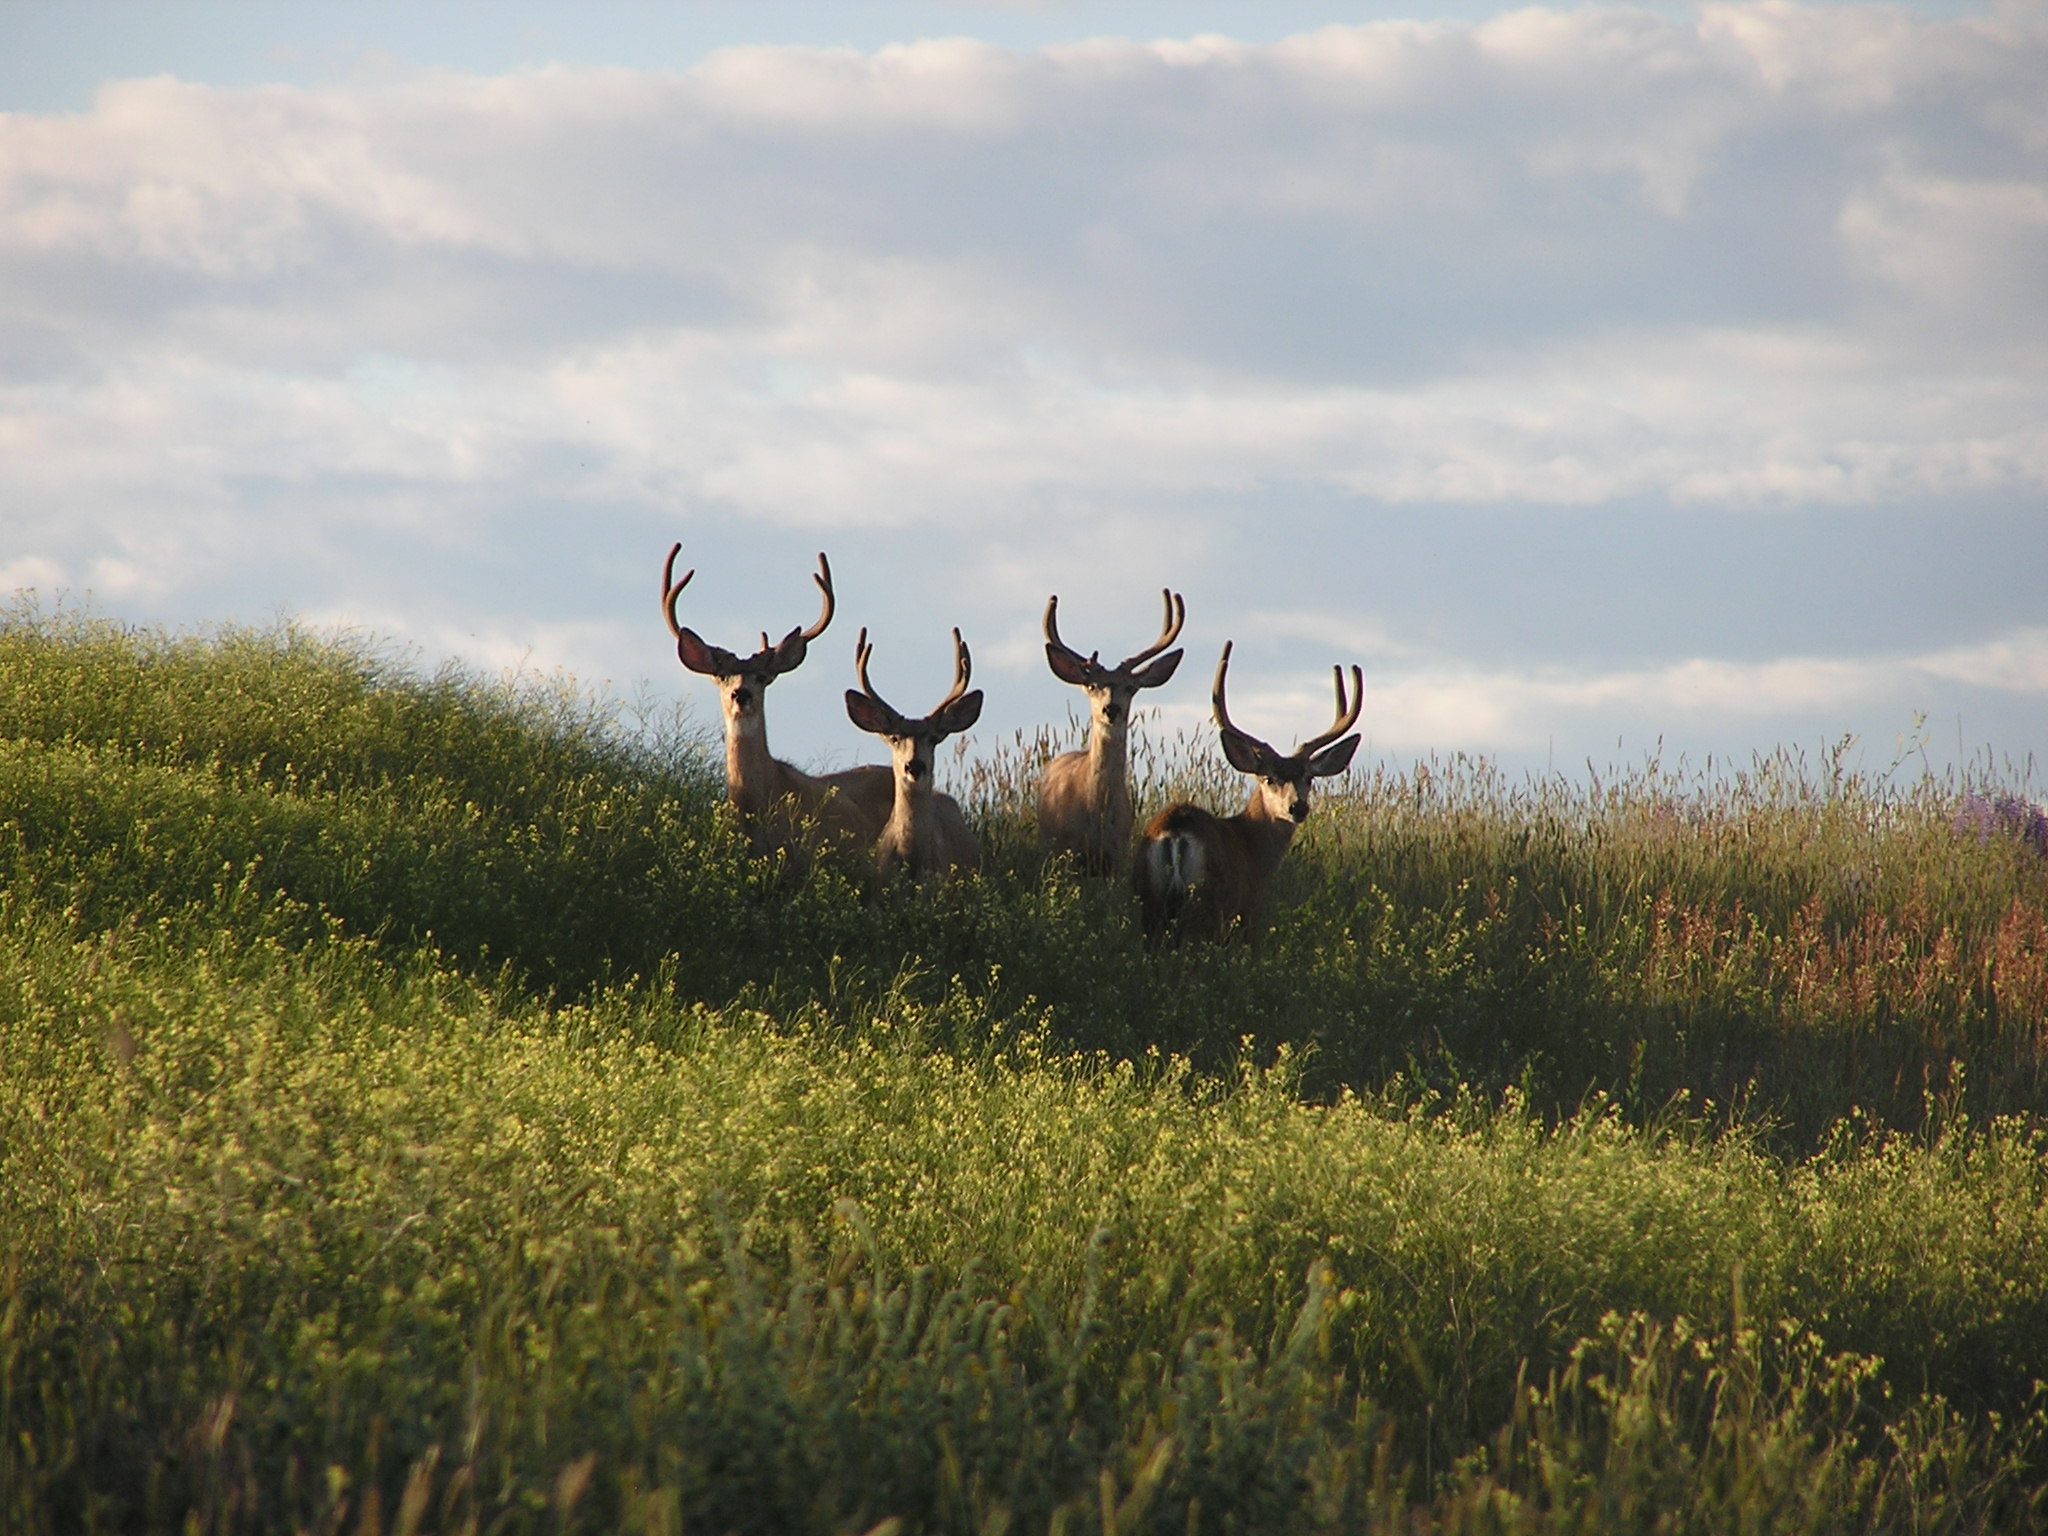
[300,603,641,691]
[1917,629,2048,694]
[692,39,1030,131]
[0,555,67,592]
[1317,627,2048,754]
[4,6,2043,533]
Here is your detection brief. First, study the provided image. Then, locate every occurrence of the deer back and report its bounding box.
[1135,802,1296,943]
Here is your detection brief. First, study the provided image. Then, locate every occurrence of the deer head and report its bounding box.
[1042,588,1185,729]
[662,542,836,731]
[844,625,984,792]
[1211,641,1363,824]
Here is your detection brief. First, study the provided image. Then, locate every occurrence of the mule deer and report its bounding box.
[1136,642,1362,944]
[844,626,984,879]
[662,542,893,851]
[1037,589,1185,875]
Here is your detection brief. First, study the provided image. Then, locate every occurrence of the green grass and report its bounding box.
[3,610,2047,1532]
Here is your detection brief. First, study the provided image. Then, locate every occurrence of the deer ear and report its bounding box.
[845,690,894,736]
[1045,645,1096,686]
[770,625,810,675]
[676,629,727,676]
[1307,734,1360,779]
[933,689,983,737]
[1219,725,1272,777]
[1131,648,1183,689]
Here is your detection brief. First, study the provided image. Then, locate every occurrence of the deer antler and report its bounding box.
[938,627,973,712]
[1043,596,1098,674]
[851,627,907,731]
[666,544,840,679]
[1118,589,1185,671]
[1211,641,1269,750]
[1046,590,1186,681]
[755,551,840,677]
[802,553,836,643]
[854,625,881,703]
[850,626,978,741]
[1298,665,1365,755]
[661,543,695,642]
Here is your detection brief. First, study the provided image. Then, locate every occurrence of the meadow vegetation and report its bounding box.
[4,611,2046,1532]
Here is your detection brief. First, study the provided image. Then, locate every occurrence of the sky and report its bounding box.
[2,0,2044,785]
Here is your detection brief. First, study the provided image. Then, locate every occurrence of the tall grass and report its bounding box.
[5,610,2043,1137]
[3,611,2047,1531]
[6,906,2045,1531]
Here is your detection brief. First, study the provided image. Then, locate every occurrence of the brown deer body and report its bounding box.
[1037,590,1185,876]
[845,627,984,879]
[662,543,894,853]
[1136,643,1363,944]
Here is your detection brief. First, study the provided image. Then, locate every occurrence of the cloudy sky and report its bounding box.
[3,0,2044,782]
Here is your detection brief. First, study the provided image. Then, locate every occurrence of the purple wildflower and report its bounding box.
[1954,791,2048,858]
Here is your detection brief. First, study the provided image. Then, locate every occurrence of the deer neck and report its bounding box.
[880,771,941,870]
[1084,716,1132,816]
[723,708,789,814]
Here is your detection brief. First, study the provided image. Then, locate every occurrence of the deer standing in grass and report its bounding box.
[1136,642,1363,944]
[844,626,984,879]
[1037,590,1185,876]
[662,542,894,852]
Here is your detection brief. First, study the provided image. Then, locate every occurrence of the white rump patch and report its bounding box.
[1143,832,1203,898]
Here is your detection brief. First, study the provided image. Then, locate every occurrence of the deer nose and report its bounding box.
[907,757,930,781]
[1289,800,1309,822]
[1105,701,1125,723]
[732,686,754,709]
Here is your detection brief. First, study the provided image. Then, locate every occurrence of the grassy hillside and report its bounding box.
[4,612,2047,1533]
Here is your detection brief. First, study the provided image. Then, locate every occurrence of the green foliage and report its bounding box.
[7,610,2046,1138]
[3,612,2047,1531]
